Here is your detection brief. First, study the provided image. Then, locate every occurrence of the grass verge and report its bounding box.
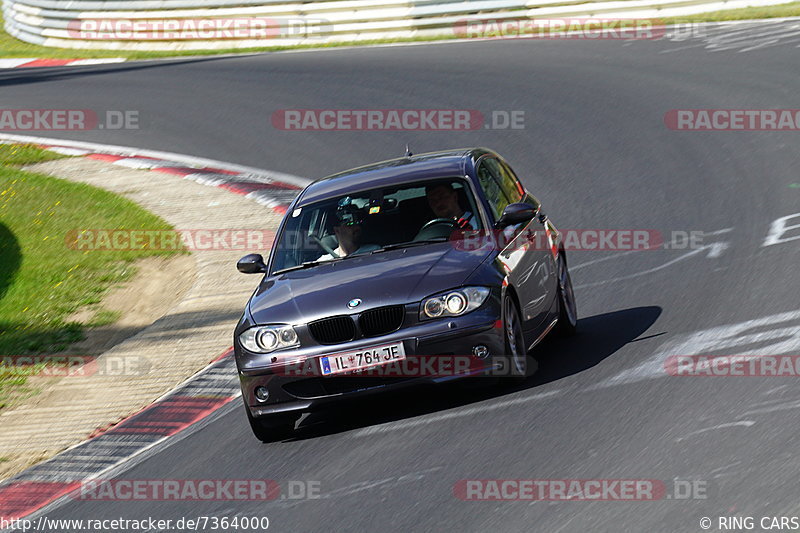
[661,1,800,23]
[1,4,800,60]
[0,143,183,409]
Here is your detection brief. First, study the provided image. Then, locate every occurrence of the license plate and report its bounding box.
[319,342,406,376]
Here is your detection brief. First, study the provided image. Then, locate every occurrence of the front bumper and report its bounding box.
[237,307,506,417]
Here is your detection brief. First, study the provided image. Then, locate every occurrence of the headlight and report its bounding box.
[239,325,299,353]
[424,298,444,318]
[419,287,490,320]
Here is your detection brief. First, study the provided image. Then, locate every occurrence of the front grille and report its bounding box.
[359,305,404,337]
[308,316,356,344]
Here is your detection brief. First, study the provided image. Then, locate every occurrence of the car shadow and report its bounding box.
[286,305,662,441]
[528,305,663,388]
[0,222,21,303]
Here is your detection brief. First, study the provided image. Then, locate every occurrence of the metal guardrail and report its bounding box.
[2,0,795,50]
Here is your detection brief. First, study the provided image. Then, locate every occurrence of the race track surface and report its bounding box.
[2,22,800,532]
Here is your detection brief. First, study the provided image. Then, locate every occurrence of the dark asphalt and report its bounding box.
[2,23,800,532]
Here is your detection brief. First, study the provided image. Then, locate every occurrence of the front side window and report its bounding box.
[492,158,525,203]
[476,159,511,221]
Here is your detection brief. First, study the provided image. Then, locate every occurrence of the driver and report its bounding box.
[425,183,474,229]
[317,199,379,261]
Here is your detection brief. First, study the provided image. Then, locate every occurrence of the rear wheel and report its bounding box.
[555,251,578,336]
[244,402,299,443]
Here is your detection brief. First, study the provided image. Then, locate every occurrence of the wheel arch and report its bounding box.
[501,281,526,345]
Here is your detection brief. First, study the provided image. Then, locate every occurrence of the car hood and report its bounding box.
[248,243,493,324]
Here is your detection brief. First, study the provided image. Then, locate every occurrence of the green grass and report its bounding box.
[0,144,183,407]
[1,3,799,60]
[661,1,800,23]
[86,309,122,327]
[0,143,68,166]
[0,11,138,59]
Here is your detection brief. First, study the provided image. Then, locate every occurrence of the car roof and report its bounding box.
[295,148,491,206]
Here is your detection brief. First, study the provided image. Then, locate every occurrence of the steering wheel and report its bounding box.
[419,217,458,232]
[312,235,339,258]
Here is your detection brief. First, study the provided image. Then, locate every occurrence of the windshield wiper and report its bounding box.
[371,237,449,254]
[273,238,449,273]
[272,259,337,275]
[272,252,368,275]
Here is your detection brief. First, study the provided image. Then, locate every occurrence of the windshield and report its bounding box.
[270,177,483,274]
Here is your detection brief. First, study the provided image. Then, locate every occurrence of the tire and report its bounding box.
[503,294,535,381]
[463,295,531,387]
[555,250,578,336]
[244,402,299,443]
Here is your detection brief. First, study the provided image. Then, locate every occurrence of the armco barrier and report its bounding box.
[2,0,796,50]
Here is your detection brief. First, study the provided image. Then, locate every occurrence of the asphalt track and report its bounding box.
[2,21,800,532]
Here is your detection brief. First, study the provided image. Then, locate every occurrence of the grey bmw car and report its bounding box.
[234,148,577,441]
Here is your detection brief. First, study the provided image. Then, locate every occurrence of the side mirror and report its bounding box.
[237,253,267,274]
[495,203,538,228]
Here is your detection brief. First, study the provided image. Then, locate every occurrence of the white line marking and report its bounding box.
[710,25,800,45]
[592,309,800,390]
[705,241,729,258]
[744,399,800,416]
[42,146,91,156]
[704,228,735,236]
[569,248,645,272]
[675,421,755,442]
[569,227,733,272]
[707,460,743,479]
[573,243,726,289]
[268,467,444,510]
[0,58,37,68]
[67,58,126,66]
[112,158,172,169]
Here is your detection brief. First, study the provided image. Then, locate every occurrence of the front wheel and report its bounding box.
[503,295,536,381]
[555,251,578,336]
[244,402,299,443]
